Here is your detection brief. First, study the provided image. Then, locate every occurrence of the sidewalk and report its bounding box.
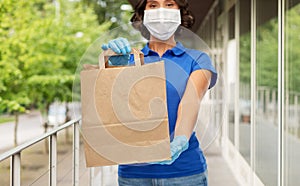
[205,142,240,186]
[0,111,45,153]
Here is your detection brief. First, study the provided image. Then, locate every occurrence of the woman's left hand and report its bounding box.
[101,37,131,55]
[150,135,189,165]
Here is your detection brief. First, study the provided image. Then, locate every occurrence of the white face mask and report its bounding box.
[143,8,181,41]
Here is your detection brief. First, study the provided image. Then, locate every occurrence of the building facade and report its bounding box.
[194,0,300,185]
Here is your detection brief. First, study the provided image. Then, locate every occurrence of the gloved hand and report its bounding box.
[101,37,131,55]
[151,135,189,165]
[101,37,131,66]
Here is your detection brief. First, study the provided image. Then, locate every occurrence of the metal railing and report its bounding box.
[0,118,81,186]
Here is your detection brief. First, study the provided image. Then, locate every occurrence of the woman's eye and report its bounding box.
[148,3,157,8]
[166,3,174,7]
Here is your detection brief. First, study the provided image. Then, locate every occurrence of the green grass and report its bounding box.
[0,116,14,124]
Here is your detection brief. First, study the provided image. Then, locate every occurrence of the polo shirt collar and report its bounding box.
[141,42,186,56]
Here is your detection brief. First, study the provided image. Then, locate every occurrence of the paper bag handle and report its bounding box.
[99,48,144,69]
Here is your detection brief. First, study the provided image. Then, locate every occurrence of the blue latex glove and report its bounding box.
[151,135,189,165]
[101,37,131,55]
[102,37,131,66]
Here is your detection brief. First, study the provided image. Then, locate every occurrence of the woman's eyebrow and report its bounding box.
[147,0,175,4]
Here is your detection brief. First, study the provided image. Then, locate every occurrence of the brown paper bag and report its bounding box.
[80,48,170,167]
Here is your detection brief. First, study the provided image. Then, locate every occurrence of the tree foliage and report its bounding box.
[240,4,300,93]
[286,4,300,93]
[0,0,111,115]
[81,0,132,28]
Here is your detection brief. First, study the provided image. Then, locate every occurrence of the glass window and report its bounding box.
[228,6,236,143]
[239,0,251,164]
[255,0,278,185]
[284,1,300,186]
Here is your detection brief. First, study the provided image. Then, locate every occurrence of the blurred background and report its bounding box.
[1,0,300,186]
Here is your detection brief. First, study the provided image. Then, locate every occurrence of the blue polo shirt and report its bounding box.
[118,42,217,178]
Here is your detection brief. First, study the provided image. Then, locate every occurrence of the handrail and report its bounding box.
[0,118,81,162]
[0,117,81,186]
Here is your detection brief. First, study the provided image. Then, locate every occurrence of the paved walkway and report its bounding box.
[205,142,240,186]
[0,111,45,152]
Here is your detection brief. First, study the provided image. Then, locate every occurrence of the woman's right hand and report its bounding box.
[101,37,131,55]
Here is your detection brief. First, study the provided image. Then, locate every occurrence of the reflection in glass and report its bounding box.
[239,0,251,163]
[255,1,278,185]
[285,2,300,186]
[228,6,236,143]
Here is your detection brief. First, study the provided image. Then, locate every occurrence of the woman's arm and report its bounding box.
[174,69,212,139]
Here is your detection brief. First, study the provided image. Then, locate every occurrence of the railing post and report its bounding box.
[89,167,95,186]
[10,153,21,186]
[73,122,80,186]
[49,133,57,186]
[294,95,298,132]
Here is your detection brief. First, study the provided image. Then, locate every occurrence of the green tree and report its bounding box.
[0,0,111,146]
[240,4,300,93]
[0,0,35,146]
[286,4,300,93]
[22,0,111,119]
[81,0,132,28]
[240,32,251,84]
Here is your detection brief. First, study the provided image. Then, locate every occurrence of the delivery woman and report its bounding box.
[102,0,217,185]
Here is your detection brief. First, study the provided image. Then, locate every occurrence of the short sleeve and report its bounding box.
[192,52,218,89]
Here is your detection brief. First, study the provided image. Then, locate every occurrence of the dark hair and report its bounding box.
[130,0,195,39]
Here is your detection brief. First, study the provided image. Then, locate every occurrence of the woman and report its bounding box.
[102,0,217,185]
